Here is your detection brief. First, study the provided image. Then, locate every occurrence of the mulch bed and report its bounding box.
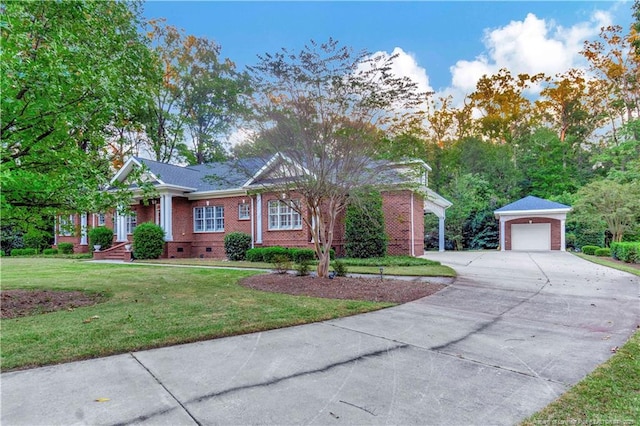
[1,290,103,319]
[239,273,447,303]
[1,274,447,320]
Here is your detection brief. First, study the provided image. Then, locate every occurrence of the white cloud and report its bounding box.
[448,9,612,100]
[367,47,434,94]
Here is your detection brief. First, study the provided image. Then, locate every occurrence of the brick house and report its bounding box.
[55,154,452,259]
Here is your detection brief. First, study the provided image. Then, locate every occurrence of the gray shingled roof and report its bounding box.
[136,158,262,192]
[495,195,570,213]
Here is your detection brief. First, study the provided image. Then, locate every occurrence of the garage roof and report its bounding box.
[494,195,571,218]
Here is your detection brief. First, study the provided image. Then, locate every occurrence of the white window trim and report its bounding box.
[238,203,250,220]
[126,212,137,235]
[59,214,74,236]
[268,200,302,231]
[194,206,225,233]
[97,213,106,226]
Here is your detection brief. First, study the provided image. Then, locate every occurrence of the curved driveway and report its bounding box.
[2,252,638,425]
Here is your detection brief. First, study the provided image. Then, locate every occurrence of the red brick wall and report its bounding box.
[505,217,561,250]
[382,190,423,256]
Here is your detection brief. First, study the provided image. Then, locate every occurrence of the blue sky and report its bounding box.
[142,1,634,98]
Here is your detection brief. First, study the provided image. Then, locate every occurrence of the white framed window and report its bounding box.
[268,200,302,230]
[126,212,137,234]
[194,206,224,232]
[238,203,250,220]
[59,215,74,236]
[97,213,106,226]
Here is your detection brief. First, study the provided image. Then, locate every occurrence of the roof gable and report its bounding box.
[495,196,570,213]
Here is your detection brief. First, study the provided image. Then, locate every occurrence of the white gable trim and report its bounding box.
[110,157,165,186]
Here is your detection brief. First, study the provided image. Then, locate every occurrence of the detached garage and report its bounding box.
[494,196,571,251]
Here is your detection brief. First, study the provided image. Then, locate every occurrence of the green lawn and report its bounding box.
[0,258,391,371]
[522,330,640,425]
[574,252,640,277]
[138,255,457,277]
[522,255,640,425]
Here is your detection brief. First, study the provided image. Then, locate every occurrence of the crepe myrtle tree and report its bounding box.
[243,39,427,278]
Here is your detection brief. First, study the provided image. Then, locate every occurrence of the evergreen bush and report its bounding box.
[581,245,600,255]
[595,248,611,257]
[132,222,165,259]
[10,248,37,256]
[89,226,114,251]
[224,232,252,261]
[23,230,52,251]
[43,248,59,255]
[610,242,640,263]
[332,259,348,277]
[246,247,265,262]
[57,242,74,254]
[345,190,387,258]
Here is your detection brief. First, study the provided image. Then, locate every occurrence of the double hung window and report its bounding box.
[268,200,302,230]
[194,206,224,232]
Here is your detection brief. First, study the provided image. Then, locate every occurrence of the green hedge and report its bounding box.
[10,248,37,256]
[133,222,165,259]
[582,245,600,255]
[43,248,59,255]
[610,242,640,263]
[224,232,252,261]
[245,246,332,263]
[89,226,114,251]
[595,248,611,257]
[57,242,74,254]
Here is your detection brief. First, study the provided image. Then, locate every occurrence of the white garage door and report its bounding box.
[511,223,551,251]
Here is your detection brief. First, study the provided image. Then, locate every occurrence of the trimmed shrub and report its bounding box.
[610,242,640,263]
[58,242,74,254]
[224,232,252,261]
[246,247,265,262]
[272,254,291,274]
[595,248,611,257]
[290,248,316,263]
[89,226,114,251]
[133,222,165,259]
[296,259,311,276]
[43,248,59,255]
[332,259,348,277]
[345,190,387,258]
[10,248,37,256]
[581,245,600,255]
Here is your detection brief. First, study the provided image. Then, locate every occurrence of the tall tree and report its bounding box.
[571,179,640,243]
[1,0,155,227]
[468,69,544,145]
[582,24,640,140]
[144,20,251,164]
[246,39,424,277]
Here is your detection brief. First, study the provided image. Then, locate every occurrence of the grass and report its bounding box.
[522,254,640,425]
[522,331,640,425]
[0,258,392,371]
[574,253,640,277]
[138,255,457,277]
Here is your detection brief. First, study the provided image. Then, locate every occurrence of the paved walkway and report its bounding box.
[2,252,638,425]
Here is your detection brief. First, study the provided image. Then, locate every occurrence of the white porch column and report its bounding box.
[560,219,566,251]
[80,213,88,245]
[410,193,415,256]
[438,216,445,252]
[500,217,506,251]
[255,194,263,244]
[160,194,173,241]
[54,217,58,246]
[116,211,127,242]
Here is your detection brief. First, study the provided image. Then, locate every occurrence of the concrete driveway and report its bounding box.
[2,252,638,425]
